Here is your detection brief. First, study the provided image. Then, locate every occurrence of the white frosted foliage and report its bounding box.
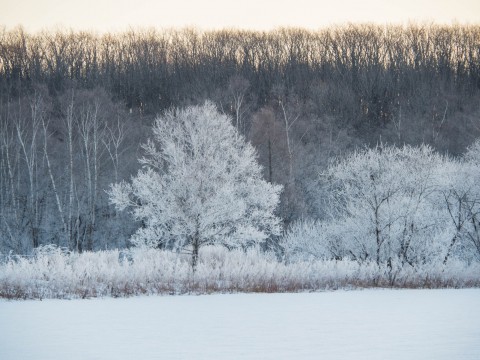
[108,102,282,259]
[282,143,480,265]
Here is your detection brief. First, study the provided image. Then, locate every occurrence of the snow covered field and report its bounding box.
[1,289,479,360]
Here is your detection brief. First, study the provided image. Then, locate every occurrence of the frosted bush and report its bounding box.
[281,219,331,262]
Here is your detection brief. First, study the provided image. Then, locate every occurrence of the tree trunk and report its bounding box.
[192,236,199,273]
[268,138,273,183]
[443,234,458,265]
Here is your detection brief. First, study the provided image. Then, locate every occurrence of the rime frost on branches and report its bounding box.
[108,102,282,267]
[323,145,449,264]
[284,145,447,264]
[444,139,480,262]
[282,142,480,265]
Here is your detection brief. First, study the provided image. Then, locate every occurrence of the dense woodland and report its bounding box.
[1,24,480,255]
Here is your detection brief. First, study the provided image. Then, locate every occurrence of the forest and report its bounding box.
[0,23,480,263]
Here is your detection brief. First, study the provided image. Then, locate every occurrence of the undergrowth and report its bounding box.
[1,246,479,299]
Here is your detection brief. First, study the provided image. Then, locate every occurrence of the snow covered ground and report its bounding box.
[1,289,479,360]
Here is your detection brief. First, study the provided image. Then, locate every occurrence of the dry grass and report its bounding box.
[1,246,479,299]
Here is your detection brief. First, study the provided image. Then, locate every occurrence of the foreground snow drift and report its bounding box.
[1,289,479,360]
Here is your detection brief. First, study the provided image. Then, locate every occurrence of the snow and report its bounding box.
[1,289,479,360]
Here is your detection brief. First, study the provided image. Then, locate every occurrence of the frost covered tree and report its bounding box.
[282,142,480,266]
[108,102,282,269]
[323,145,447,265]
[283,145,449,265]
[462,140,480,260]
[440,140,480,263]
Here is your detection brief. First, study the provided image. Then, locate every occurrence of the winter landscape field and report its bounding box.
[2,3,480,359]
[1,289,479,360]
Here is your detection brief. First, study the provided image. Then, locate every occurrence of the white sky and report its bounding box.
[1,0,480,32]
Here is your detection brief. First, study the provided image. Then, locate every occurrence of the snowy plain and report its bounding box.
[1,289,479,360]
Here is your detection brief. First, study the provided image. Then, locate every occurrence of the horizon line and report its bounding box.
[2,19,480,35]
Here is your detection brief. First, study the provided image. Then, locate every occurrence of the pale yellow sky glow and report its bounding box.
[2,0,480,32]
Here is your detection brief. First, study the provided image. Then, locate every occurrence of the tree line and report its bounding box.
[1,24,480,254]
[1,24,479,112]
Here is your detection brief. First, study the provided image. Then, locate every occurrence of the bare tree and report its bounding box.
[15,96,42,248]
[103,117,126,184]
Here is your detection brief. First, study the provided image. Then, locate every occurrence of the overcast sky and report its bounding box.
[2,0,480,32]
